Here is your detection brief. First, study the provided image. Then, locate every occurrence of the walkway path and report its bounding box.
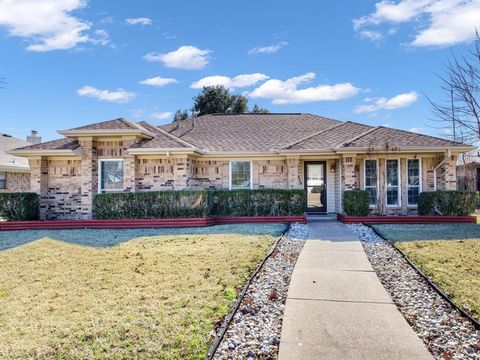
[278,218,433,360]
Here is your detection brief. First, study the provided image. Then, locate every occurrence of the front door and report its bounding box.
[304,162,327,213]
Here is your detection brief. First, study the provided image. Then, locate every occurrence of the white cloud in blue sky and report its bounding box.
[143,45,212,70]
[354,91,418,114]
[249,72,360,104]
[191,73,269,90]
[139,76,178,87]
[125,17,152,26]
[355,0,480,47]
[248,41,288,55]
[77,86,135,103]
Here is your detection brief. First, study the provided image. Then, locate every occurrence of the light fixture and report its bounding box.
[330,163,336,173]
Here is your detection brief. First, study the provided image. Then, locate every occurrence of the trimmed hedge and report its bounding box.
[208,189,306,217]
[418,190,478,216]
[343,190,370,216]
[93,189,306,220]
[0,192,39,221]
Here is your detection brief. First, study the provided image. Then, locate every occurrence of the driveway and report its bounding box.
[278,218,433,360]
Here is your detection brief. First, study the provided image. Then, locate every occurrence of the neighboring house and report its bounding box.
[0,132,37,192]
[457,150,480,191]
[9,113,473,220]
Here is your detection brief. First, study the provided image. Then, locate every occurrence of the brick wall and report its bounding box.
[1,172,30,192]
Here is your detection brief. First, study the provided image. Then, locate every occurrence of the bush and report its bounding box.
[343,190,370,216]
[208,189,306,217]
[418,192,437,215]
[93,189,306,220]
[0,192,39,221]
[418,190,478,216]
[93,190,209,220]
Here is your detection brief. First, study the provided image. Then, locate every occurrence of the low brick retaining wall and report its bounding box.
[0,215,307,231]
[337,213,476,224]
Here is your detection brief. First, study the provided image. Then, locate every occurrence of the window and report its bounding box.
[229,161,252,190]
[364,159,378,205]
[0,172,5,189]
[386,159,400,206]
[407,159,421,206]
[99,160,124,193]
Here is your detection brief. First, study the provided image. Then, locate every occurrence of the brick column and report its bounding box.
[29,156,48,219]
[173,156,191,189]
[442,155,457,190]
[79,137,96,219]
[341,155,358,191]
[122,137,137,192]
[287,157,301,189]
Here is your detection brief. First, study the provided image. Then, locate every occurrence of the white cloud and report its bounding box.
[0,0,109,52]
[409,127,427,134]
[354,0,480,47]
[125,17,152,26]
[77,86,135,103]
[191,73,269,90]
[151,112,172,120]
[139,76,178,87]
[248,41,288,55]
[249,72,359,105]
[359,30,384,42]
[354,91,418,113]
[143,45,211,70]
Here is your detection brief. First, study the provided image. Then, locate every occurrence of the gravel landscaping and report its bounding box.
[350,224,480,360]
[213,223,309,359]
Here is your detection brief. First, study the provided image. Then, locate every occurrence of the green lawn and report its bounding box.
[372,224,480,321]
[0,224,285,359]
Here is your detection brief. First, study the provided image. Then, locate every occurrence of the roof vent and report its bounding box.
[27,130,41,144]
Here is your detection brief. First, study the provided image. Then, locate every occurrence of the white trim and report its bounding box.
[385,158,401,208]
[228,160,253,190]
[98,158,125,193]
[406,158,422,207]
[363,158,379,207]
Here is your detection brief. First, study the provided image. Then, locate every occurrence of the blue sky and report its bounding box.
[1,0,480,141]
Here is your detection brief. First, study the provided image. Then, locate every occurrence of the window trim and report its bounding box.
[385,158,401,208]
[406,158,422,207]
[229,160,253,190]
[363,158,379,207]
[0,171,6,190]
[98,159,124,193]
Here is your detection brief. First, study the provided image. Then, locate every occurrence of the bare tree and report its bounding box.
[429,31,480,145]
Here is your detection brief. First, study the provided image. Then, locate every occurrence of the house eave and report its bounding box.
[336,145,475,154]
[7,148,82,157]
[0,165,30,173]
[126,148,203,155]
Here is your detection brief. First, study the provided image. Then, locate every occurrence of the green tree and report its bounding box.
[173,109,189,121]
[193,86,249,116]
[251,104,269,113]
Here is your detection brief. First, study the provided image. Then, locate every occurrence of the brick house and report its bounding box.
[9,113,473,220]
[0,134,32,192]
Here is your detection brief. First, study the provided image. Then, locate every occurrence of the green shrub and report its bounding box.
[208,189,306,217]
[418,190,477,216]
[93,189,306,220]
[93,190,208,220]
[0,192,39,221]
[343,190,370,216]
[418,192,437,215]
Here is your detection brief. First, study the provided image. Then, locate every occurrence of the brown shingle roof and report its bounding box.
[12,138,80,151]
[342,126,464,149]
[160,113,343,151]
[65,118,139,131]
[160,113,466,152]
[130,122,197,149]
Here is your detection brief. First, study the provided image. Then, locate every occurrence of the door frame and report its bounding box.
[304,161,327,214]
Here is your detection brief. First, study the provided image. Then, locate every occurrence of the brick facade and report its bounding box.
[0,172,30,192]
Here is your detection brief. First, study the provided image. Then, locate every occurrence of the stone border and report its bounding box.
[338,213,476,224]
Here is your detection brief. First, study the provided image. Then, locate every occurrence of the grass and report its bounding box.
[0,224,285,359]
[372,224,480,321]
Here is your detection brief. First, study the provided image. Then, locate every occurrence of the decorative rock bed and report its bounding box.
[213,223,309,359]
[350,224,480,360]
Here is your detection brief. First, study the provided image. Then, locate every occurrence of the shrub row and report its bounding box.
[93,189,306,220]
[343,190,370,216]
[418,190,478,216]
[0,192,39,221]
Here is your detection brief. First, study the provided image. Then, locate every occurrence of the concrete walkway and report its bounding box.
[278,218,433,360]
